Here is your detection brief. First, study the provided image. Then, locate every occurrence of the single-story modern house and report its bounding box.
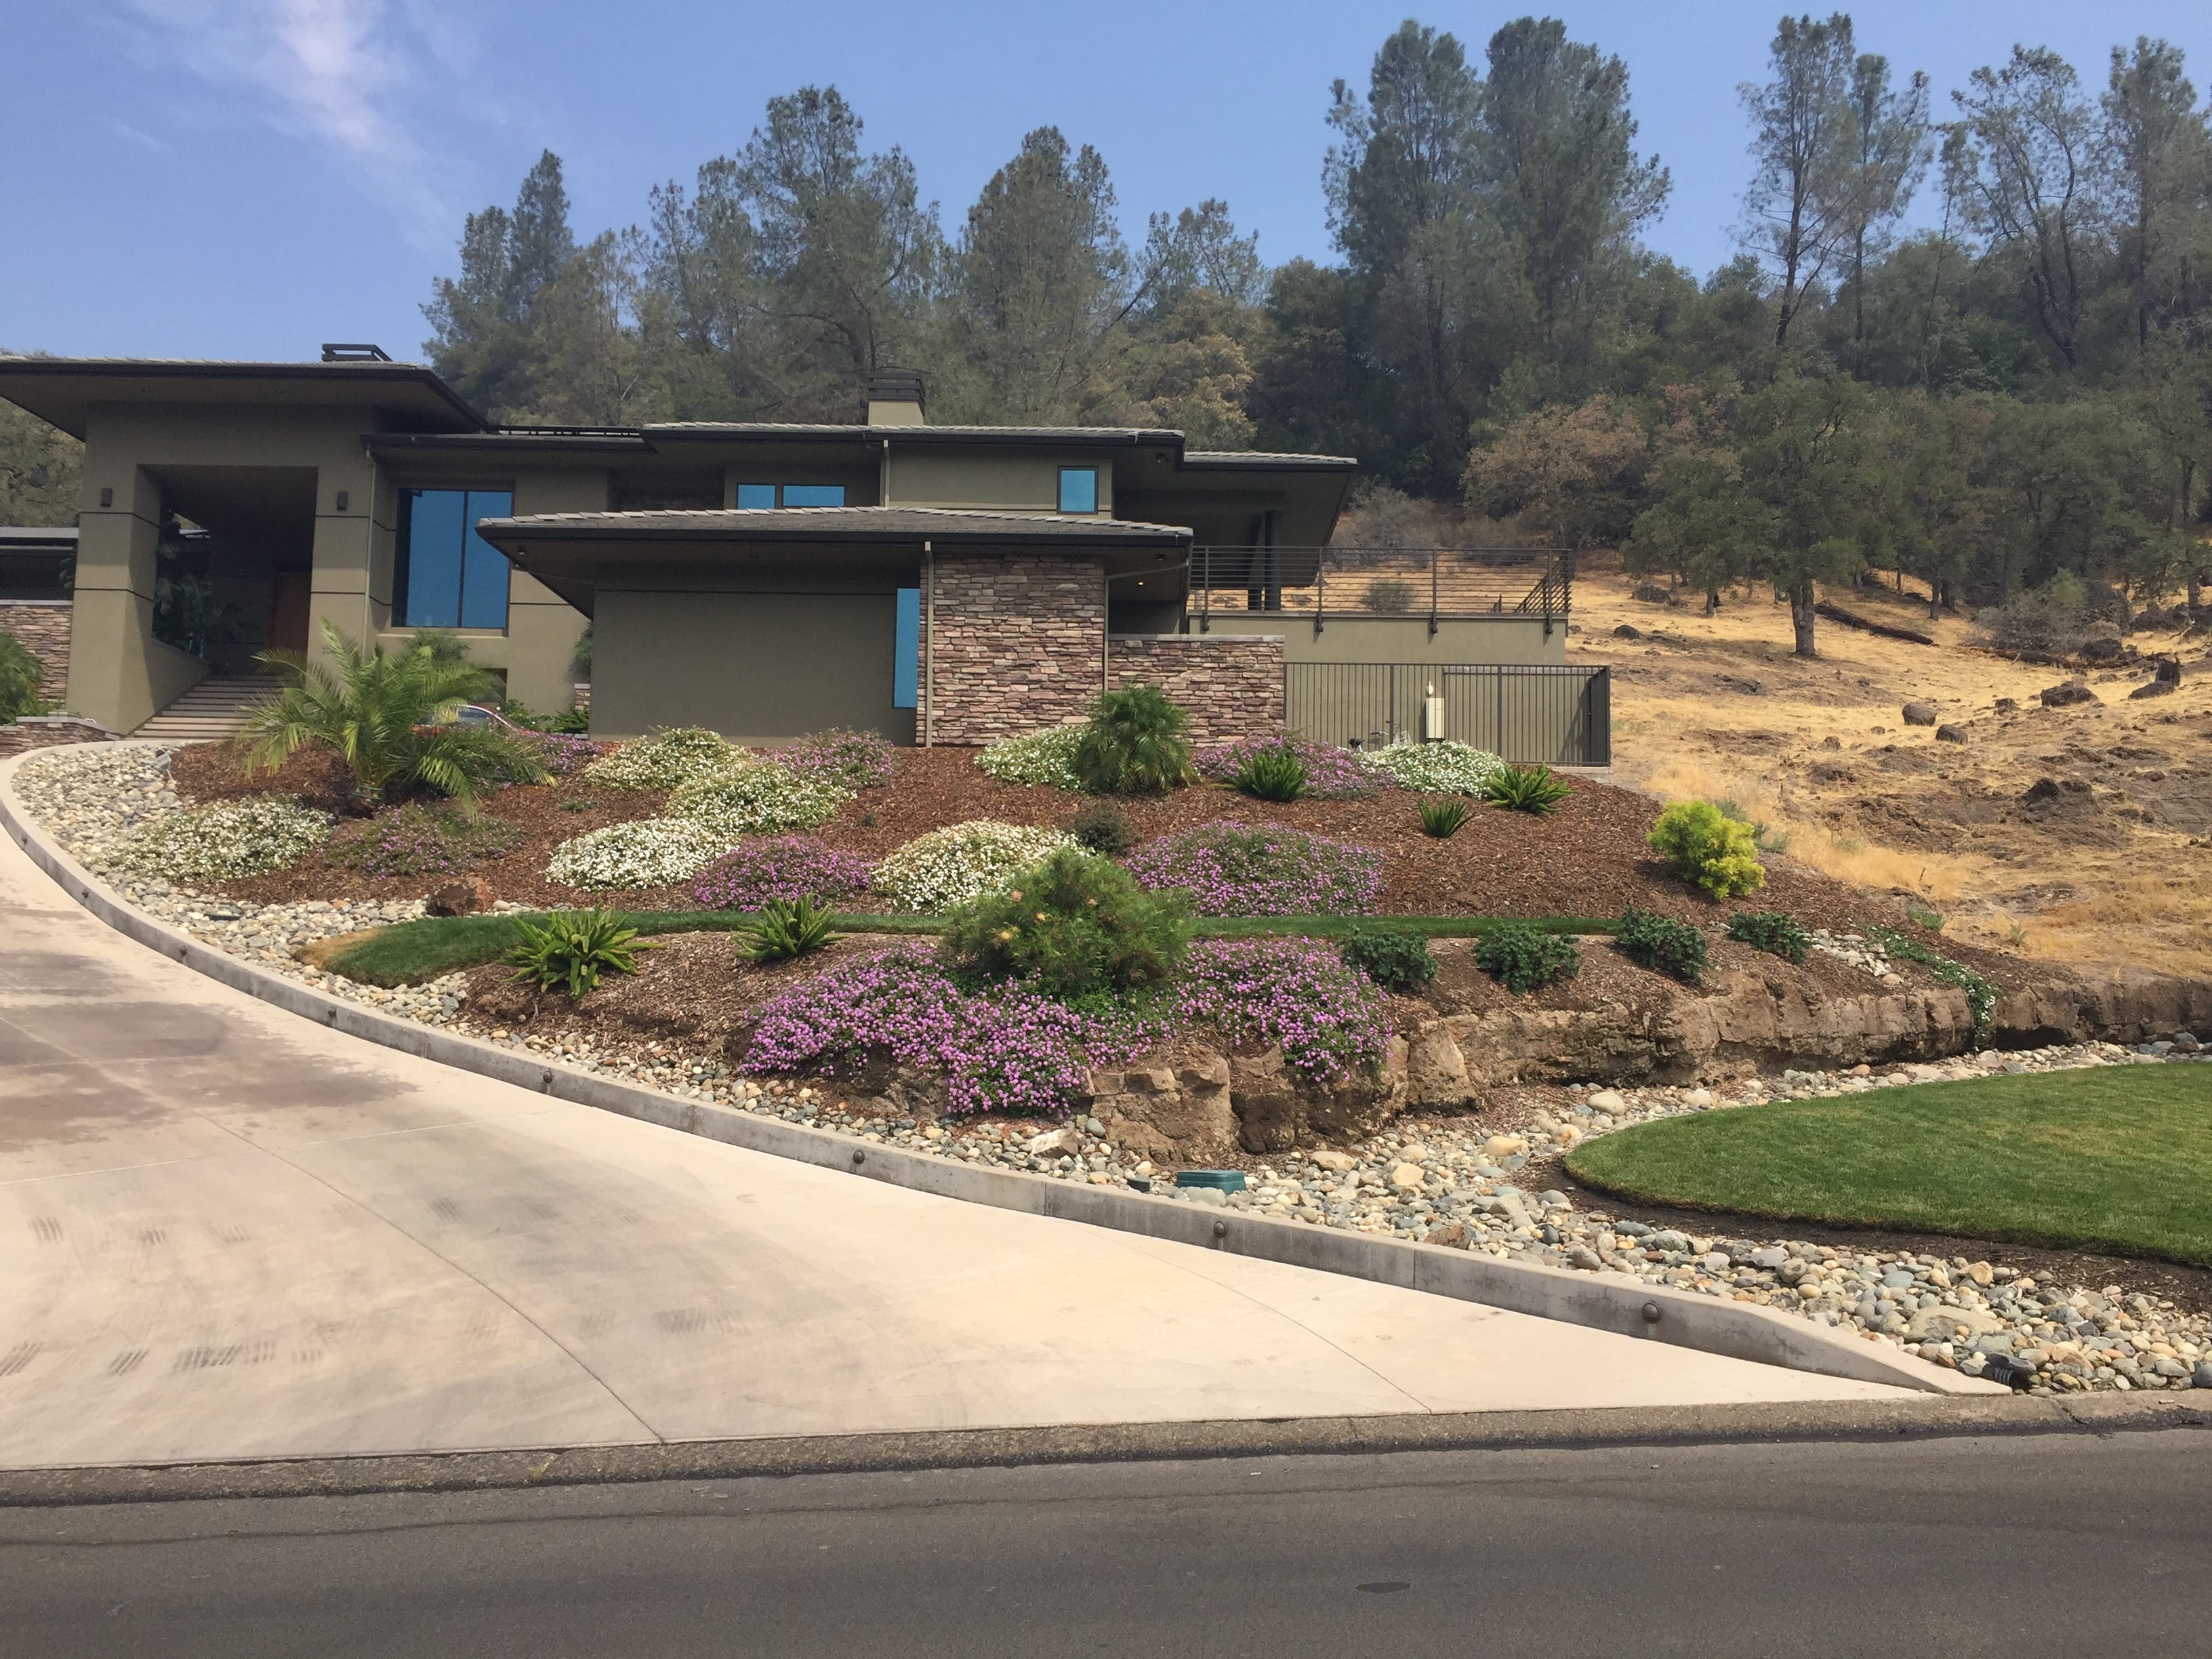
[0,352,1603,758]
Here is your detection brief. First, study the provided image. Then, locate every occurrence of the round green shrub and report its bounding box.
[1066,798,1137,857]
[1474,923,1581,994]
[1614,905,1708,985]
[1338,926,1437,994]
[939,846,1190,998]
[1647,799,1766,899]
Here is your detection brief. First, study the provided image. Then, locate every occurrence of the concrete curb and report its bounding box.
[1,1393,2201,1509]
[0,743,2002,1401]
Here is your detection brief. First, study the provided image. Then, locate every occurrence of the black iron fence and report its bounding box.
[1284,663,1611,766]
[1193,546,1569,634]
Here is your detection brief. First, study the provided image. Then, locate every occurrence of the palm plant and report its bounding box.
[235,621,540,813]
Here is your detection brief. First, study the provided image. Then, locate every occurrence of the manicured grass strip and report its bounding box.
[1564,1067,2212,1269]
[325,909,1617,986]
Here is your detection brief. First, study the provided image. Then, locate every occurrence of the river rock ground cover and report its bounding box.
[14,740,2211,1396]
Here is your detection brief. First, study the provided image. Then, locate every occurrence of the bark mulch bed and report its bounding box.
[172,741,1940,942]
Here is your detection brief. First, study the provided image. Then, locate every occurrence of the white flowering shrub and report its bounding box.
[581,726,752,791]
[975,726,1084,790]
[1358,740,1504,796]
[106,795,333,881]
[667,763,852,838]
[546,817,731,888]
[872,820,1077,913]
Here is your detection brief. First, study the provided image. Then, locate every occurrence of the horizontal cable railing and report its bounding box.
[1284,663,1610,767]
[1191,546,1568,634]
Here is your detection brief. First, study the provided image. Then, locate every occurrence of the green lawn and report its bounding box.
[324,909,1616,987]
[1565,1066,2212,1268]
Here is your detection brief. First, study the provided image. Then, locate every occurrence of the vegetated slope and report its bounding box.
[1572,555,2212,977]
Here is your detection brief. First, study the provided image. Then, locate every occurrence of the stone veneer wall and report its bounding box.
[1105,634,1284,746]
[0,600,71,703]
[921,553,1105,745]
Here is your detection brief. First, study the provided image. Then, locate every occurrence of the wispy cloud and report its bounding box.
[112,121,166,152]
[124,0,471,247]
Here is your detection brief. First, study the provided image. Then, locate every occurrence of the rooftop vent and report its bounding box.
[321,343,393,363]
[865,367,926,426]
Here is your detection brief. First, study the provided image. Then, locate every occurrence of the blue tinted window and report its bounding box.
[1058,468,1098,513]
[781,484,846,508]
[399,490,464,627]
[459,490,512,630]
[398,487,510,630]
[735,483,776,509]
[893,588,920,709]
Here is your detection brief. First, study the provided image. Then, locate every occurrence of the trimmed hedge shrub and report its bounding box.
[1615,905,1708,984]
[1648,800,1765,899]
[939,846,1189,997]
[1475,923,1580,994]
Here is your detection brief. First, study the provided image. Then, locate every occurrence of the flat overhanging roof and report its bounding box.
[0,356,486,438]
[476,505,1193,552]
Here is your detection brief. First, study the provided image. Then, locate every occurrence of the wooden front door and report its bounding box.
[268,571,312,655]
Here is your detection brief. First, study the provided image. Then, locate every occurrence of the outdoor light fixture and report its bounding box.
[99,487,112,508]
[335,489,348,511]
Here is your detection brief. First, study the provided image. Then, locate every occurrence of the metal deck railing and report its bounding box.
[1191,546,1570,635]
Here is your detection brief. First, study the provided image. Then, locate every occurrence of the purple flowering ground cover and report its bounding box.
[1176,937,1393,1082]
[743,945,1159,1117]
[742,936,1389,1115]
[777,727,895,790]
[1195,735,1382,800]
[328,802,525,878]
[692,835,876,910]
[1126,821,1384,915]
[527,731,605,777]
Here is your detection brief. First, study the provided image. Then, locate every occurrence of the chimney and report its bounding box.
[865,368,926,426]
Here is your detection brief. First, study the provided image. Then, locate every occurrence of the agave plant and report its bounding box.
[1483,762,1572,815]
[235,621,544,812]
[1418,797,1471,838]
[1231,746,1309,802]
[506,908,657,998]
[735,896,842,964]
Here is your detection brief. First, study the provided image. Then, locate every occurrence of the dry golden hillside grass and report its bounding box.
[1568,556,2212,977]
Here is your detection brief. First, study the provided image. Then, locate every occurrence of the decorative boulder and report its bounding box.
[426,876,495,916]
[1902,701,1940,726]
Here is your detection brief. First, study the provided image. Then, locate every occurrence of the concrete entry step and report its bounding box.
[132,677,272,741]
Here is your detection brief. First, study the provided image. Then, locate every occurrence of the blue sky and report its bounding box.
[5,1,2207,363]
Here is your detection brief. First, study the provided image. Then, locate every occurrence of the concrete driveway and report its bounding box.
[0,826,1906,1469]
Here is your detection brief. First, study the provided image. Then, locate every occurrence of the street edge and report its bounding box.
[0,1393,2203,1509]
[0,743,2002,1403]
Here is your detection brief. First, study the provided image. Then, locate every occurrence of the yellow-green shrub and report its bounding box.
[1647,800,1765,899]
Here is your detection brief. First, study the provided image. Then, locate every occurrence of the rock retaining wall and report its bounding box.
[1105,634,1284,745]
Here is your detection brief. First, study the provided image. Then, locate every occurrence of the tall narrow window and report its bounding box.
[396,488,512,629]
[1058,467,1099,514]
[893,587,920,710]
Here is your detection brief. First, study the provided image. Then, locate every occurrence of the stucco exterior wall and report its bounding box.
[920,552,1106,744]
[0,600,72,703]
[591,587,912,744]
[1105,634,1283,746]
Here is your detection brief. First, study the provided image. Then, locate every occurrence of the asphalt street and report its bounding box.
[5,1426,2207,1657]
